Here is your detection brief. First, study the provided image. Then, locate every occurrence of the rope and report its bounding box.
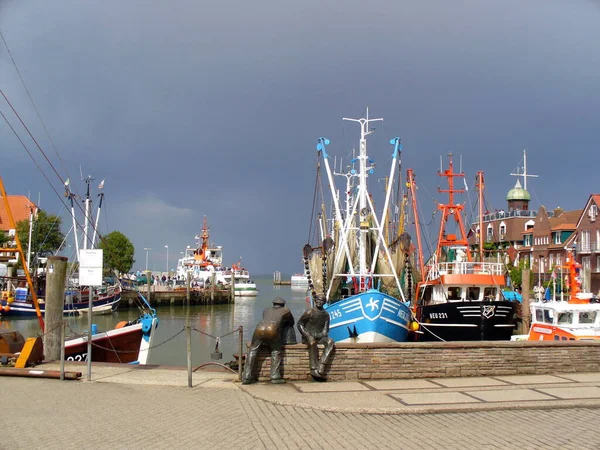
[88,328,186,354]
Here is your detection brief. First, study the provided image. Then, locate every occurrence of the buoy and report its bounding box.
[115,321,128,329]
[3,305,10,312]
[409,321,419,332]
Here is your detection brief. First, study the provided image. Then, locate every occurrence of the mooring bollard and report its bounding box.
[238,325,243,382]
[60,320,65,381]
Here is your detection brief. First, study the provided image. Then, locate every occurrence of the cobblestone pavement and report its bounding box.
[2,377,600,449]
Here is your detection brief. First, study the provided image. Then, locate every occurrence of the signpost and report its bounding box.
[79,249,103,381]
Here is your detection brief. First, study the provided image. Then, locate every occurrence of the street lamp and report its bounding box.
[165,244,169,275]
[144,248,151,271]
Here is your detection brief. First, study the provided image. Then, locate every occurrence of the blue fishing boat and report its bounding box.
[303,110,416,343]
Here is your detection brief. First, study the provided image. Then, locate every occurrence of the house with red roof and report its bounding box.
[0,195,38,263]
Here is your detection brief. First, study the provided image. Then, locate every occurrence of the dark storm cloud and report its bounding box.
[1,0,599,273]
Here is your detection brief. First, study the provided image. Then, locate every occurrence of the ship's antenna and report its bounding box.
[510,148,538,191]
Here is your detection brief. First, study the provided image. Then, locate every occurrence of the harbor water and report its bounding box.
[0,277,311,366]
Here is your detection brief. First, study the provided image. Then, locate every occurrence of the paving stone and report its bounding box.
[433,376,509,388]
[466,388,554,402]
[494,374,572,385]
[362,379,440,390]
[557,372,600,383]
[537,386,600,400]
[392,392,481,405]
[293,381,370,392]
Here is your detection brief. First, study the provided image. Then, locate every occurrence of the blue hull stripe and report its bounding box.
[324,290,411,343]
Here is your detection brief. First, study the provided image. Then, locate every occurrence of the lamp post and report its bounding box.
[165,245,169,275]
[144,248,151,271]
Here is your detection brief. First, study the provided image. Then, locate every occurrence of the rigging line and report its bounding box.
[0,89,65,186]
[0,29,71,182]
[307,157,320,243]
[0,105,100,252]
[0,107,66,208]
[0,89,105,249]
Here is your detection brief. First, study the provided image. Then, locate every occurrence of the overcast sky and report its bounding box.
[2,0,599,275]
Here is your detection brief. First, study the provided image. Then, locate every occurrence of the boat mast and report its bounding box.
[317,137,354,276]
[342,109,383,281]
[27,205,34,270]
[476,171,484,262]
[82,175,94,250]
[65,183,80,262]
[91,180,105,249]
[436,154,471,262]
[369,137,401,274]
[0,176,45,331]
[407,169,425,276]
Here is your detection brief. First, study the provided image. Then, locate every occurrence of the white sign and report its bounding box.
[79,249,103,286]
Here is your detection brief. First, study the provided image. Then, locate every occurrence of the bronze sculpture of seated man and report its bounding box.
[297,295,335,380]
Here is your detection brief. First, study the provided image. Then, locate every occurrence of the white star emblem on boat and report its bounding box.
[366,298,380,311]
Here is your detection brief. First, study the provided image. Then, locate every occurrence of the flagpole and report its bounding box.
[552,269,556,301]
[560,265,564,301]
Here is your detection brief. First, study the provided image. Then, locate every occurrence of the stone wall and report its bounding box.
[252,341,600,382]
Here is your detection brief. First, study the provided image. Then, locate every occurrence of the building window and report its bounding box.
[499,222,506,240]
[556,254,562,266]
[583,256,591,271]
[590,204,598,222]
[524,234,532,246]
[554,232,562,244]
[549,253,554,268]
[596,256,600,271]
[486,224,493,242]
[580,231,591,252]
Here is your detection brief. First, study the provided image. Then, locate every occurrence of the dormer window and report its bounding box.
[554,232,561,245]
[486,224,493,242]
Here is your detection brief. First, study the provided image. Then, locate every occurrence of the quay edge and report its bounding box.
[120,289,232,309]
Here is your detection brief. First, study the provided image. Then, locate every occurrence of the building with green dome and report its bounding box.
[506,179,531,212]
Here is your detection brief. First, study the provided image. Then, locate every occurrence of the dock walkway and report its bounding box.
[2,362,599,448]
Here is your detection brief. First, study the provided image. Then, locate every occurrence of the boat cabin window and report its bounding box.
[579,312,597,324]
[447,287,461,301]
[484,287,497,300]
[419,285,433,305]
[557,312,573,325]
[467,287,480,301]
[535,308,554,324]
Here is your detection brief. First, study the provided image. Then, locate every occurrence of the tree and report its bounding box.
[16,210,65,265]
[0,230,9,247]
[98,231,135,275]
[508,259,534,290]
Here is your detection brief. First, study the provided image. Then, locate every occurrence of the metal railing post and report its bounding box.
[187,326,192,387]
[238,326,243,382]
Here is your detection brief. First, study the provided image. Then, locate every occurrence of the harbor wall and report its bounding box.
[252,341,600,382]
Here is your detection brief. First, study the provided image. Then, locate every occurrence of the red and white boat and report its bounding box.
[411,157,521,341]
[524,252,600,341]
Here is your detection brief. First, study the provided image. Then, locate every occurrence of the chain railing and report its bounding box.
[52,321,244,386]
